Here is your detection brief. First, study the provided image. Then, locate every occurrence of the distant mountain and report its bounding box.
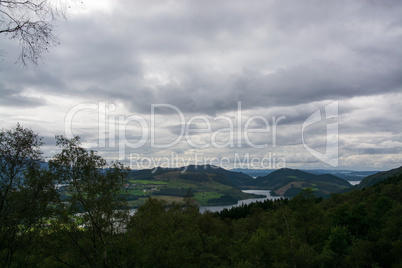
[356,166,402,189]
[253,168,352,197]
[302,169,378,182]
[230,168,276,178]
[231,168,378,182]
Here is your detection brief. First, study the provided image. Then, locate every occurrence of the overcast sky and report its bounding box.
[1,0,401,171]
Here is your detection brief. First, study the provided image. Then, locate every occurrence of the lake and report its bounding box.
[349,181,361,186]
[129,190,280,215]
[130,184,360,214]
[199,190,284,213]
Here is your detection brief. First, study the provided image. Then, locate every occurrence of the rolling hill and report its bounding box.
[124,165,261,207]
[356,166,402,189]
[301,169,378,181]
[184,165,255,187]
[253,168,352,197]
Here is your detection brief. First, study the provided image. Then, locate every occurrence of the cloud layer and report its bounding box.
[1,0,401,170]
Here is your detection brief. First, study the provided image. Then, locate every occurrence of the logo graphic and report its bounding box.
[62,101,288,169]
[302,101,338,167]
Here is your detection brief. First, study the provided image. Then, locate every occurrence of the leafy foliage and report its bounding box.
[0,125,401,267]
[0,123,57,267]
[48,135,129,267]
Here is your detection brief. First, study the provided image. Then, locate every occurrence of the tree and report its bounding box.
[49,135,129,267]
[0,0,80,66]
[0,123,57,267]
[127,198,203,267]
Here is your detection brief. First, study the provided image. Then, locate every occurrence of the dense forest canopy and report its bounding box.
[1,124,401,267]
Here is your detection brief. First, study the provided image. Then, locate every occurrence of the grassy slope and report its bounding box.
[124,169,259,207]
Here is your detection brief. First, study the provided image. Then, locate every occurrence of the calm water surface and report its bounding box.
[131,185,359,214]
[349,181,361,186]
[199,190,285,213]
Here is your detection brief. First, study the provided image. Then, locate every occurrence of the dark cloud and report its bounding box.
[1,0,401,170]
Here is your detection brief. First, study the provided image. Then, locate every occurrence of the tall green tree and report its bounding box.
[49,135,129,267]
[0,123,57,267]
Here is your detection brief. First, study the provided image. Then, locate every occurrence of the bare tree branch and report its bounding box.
[0,0,81,67]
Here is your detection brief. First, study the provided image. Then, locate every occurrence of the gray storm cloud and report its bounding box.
[1,0,401,170]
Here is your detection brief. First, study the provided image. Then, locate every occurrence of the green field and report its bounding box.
[129,180,168,185]
[194,191,224,204]
[303,187,319,191]
[123,170,258,208]
[125,189,146,196]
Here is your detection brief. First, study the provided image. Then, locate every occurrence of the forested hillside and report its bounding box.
[7,172,400,267]
[1,125,401,267]
[121,174,402,267]
[252,168,352,197]
[356,165,402,189]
